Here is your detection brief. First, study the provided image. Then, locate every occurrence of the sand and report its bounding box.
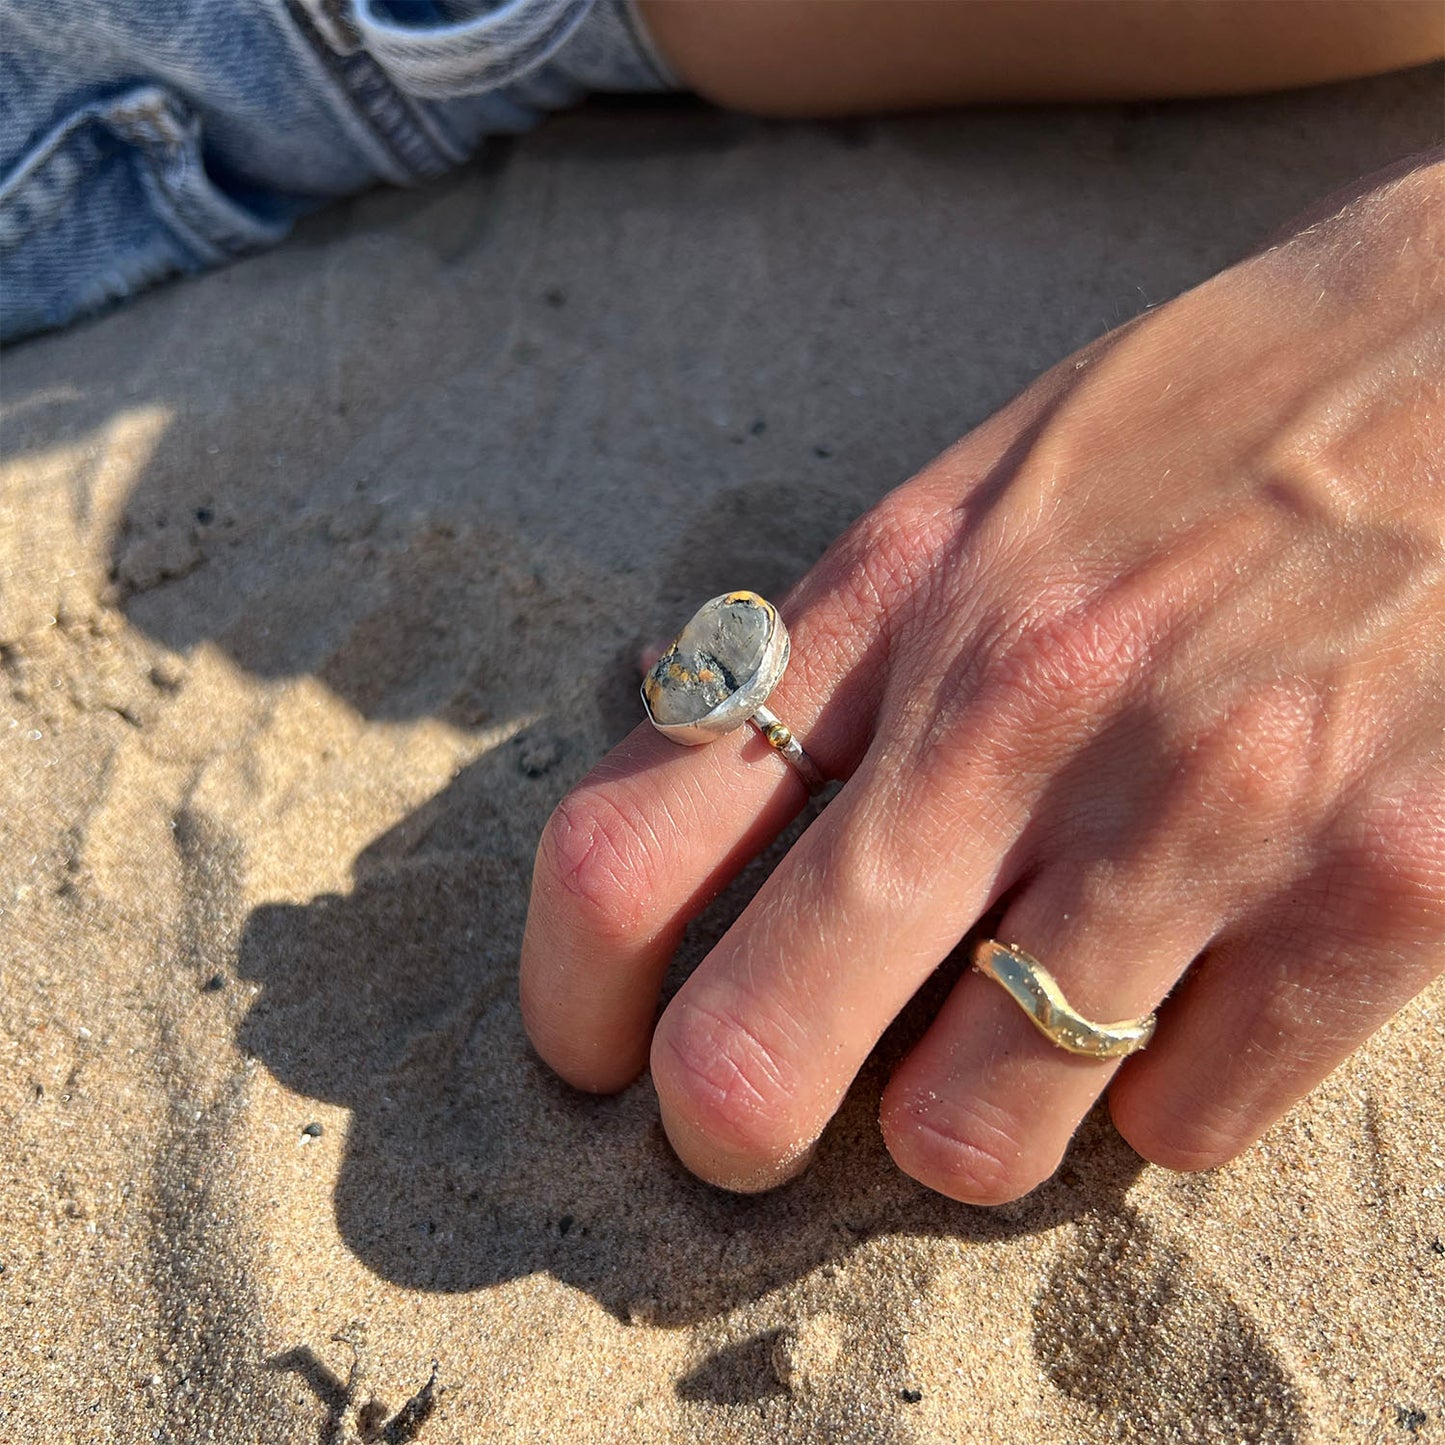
[3,69,1443,1445]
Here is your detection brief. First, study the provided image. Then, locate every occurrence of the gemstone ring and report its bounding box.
[641,591,827,795]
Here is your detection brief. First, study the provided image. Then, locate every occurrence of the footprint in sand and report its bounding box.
[673,1236,952,1445]
[1032,1208,1307,1444]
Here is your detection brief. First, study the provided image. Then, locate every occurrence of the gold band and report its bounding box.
[970,939,1157,1060]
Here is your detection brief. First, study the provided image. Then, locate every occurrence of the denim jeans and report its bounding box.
[0,0,677,343]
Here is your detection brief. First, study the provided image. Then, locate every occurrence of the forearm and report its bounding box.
[639,0,1445,116]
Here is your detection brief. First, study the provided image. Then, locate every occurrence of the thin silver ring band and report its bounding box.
[750,703,827,794]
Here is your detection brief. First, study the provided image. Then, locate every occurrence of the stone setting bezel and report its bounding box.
[641,590,791,746]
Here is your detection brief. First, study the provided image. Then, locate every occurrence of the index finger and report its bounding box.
[518,538,894,1092]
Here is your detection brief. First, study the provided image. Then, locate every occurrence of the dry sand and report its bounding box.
[3,71,1443,1445]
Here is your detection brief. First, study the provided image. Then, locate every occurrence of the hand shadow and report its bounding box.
[234,751,1147,1324]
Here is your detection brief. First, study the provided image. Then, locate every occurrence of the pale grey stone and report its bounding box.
[643,592,773,726]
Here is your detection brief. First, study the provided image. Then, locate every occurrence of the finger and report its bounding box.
[876,868,1218,1204]
[1109,776,1445,1170]
[876,667,1393,1202]
[1109,925,1444,1172]
[519,518,907,1093]
[646,714,1051,1191]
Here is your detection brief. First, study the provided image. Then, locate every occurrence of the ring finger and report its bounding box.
[879,870,1219,1204]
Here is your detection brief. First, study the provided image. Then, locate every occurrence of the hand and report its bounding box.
[519,159,1445,1202]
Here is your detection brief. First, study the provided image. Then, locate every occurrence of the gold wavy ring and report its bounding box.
[971,939,1157,1060]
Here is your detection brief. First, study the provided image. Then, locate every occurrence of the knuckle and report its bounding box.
[535,787,655,939]
[812,808,917,929]
[973,591,1151,739]
[779,494,952,732]
[1174,680,1327,826]
[880,1090,1052,1205]
[816,494,957,637]
[1329,778,1445,944]
[651,998,804,1160]
[1214,933,1357,1067]
[1248,976,1344,1067]
[820,826,893,918]
[846,494,952,603]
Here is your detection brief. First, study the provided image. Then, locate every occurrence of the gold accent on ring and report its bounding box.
[970,939,1157,1059]
[750,704,826,794]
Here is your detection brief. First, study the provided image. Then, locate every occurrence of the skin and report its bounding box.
[521,5,1445,1201]
[638,0,1445,112]
[520,152,1445,1202]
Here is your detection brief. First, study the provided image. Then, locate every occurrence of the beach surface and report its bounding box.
[3,68,1443,1444]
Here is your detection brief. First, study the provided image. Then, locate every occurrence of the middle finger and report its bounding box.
[649,723,1042,1191]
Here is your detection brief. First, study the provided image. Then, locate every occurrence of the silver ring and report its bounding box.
[641,591,827,794]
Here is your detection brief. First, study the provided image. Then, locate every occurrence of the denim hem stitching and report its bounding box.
[282,0,466,177]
